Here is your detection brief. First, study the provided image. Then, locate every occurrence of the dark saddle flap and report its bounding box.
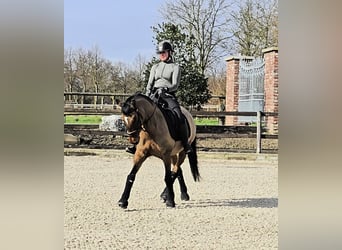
[155,99,189,141]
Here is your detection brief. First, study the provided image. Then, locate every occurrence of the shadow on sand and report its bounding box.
[120,197,278,212]
[180,197,278,209]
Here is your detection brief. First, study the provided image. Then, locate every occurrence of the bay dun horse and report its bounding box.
[118,93,200,208]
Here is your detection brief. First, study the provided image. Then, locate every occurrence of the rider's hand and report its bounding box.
[157,87,169,95]
[156,88,164,95]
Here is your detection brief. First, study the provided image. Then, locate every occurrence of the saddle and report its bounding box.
[154,97,190,141]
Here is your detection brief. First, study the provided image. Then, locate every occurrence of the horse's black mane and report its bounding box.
[121,92,155,115]
[134,92,155,105]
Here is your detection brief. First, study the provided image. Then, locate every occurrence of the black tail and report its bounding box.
[187,137,200,182]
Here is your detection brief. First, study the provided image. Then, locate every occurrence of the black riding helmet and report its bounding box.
[156,40,174,54]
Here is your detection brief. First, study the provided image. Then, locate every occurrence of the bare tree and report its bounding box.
[131,54,148,92]
[89,46,107,104]
[64,48,75,94]
[64,48,84,102]
[207,64,226,96]
[64,48,154,100]
[74,48,91,93]
[160,0,233,74]
[230,0,278,56]
[114,62,141,94]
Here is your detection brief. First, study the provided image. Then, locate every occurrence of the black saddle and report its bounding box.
[154,98,190,141]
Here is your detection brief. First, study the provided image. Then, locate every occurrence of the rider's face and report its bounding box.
[159,51,169,61]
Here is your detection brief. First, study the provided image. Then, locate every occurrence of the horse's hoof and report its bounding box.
[165,200,175,208]
[181,193,190,201]
[160,194,167,203]
[160,190,168,202]
[118,200,128,209]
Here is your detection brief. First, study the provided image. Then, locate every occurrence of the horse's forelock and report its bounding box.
[121,103,132,115]
[121,96,136,115]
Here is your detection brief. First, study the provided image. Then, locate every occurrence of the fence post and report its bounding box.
[256,111,262,153]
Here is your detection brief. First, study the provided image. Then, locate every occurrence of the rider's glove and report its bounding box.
[157,87,169,95]
[156,88,164,95]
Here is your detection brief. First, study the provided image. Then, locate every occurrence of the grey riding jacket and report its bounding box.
[146,59,181,95]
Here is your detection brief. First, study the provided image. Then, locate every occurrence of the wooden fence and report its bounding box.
[65,110,277,154]
[64,92,278,153]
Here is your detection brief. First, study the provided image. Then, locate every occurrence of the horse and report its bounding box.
[118,92,200,208]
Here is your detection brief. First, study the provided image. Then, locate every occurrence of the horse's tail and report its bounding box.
[187,137,200,182]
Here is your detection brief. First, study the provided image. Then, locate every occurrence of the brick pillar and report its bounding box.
[225,56,240,125]
[262,47,279,134]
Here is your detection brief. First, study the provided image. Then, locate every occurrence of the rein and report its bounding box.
[142,101,157,125]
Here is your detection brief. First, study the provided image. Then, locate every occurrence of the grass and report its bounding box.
[65,115,103,124]
[194,117,220,125]
[65,115,220,126]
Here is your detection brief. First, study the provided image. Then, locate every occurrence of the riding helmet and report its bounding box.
[156,40,174,53]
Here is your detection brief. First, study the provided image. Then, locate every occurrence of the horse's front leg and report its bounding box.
[163,159,176,208]
[118,154,146,209]
[118,166,139,209]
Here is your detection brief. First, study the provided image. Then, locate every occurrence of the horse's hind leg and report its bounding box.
[160,153,189,202]
[160,187,168,202]
[160,167,189,202]
[163,159,176,207]
[174,152,189,201]
[177,167,190,201]
[160,172,177,202]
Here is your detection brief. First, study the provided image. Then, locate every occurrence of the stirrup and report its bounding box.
[183,144,192,154]
[125,146,136,154]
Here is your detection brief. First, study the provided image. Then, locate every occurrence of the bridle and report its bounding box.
[125,110,142,137]
[125,94,158,137]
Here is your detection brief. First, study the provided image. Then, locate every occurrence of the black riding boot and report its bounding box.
[179,123,192,154]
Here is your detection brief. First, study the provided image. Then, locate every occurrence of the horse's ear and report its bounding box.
[132,98,136,105]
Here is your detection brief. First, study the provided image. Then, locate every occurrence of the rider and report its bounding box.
[125,40,192,155]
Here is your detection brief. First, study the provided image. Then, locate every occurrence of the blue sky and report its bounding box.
[64,0,164,64]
